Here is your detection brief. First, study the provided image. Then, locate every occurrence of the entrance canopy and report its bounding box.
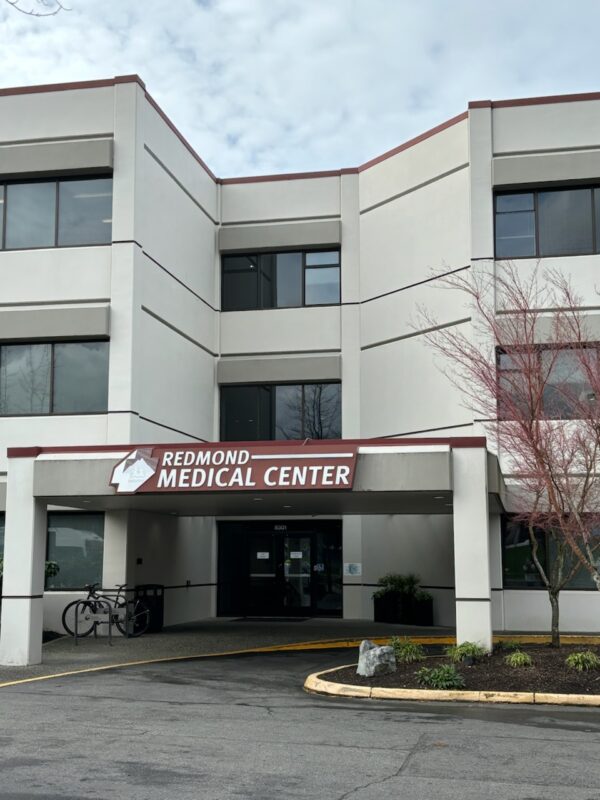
[7,436,505,516]
[0,437,506,666]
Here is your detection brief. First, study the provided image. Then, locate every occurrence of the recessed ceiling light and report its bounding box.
[253,497,263,502]
[433,495,445,500]
[283,505,292,509]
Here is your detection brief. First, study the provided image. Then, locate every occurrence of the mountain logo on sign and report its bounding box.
[110,448,158,493]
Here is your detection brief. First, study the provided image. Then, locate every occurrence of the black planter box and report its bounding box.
[373,592,433,626]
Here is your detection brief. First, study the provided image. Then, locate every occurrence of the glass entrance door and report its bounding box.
[283,535,311,613]
[218,520,342,617]
[248,532,280,615]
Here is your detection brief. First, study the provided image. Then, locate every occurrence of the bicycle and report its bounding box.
[61,583,150,638]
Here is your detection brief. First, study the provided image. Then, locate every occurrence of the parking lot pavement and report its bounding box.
[1,649,600,800]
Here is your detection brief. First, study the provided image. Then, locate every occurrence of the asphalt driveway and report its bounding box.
[1,649,600,799]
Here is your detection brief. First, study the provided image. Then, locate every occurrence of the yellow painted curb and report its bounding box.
[304,665,600,707]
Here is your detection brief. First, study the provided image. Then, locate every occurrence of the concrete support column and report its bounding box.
[0,457,46,666]
[452,447,493,650]
[342,516,367,619]
[102,510,132,589]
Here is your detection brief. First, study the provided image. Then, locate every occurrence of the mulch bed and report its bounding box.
[325,645,600,695]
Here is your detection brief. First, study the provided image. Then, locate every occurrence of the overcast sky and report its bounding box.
[1,0,599,177]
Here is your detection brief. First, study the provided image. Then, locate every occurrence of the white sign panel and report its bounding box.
[343,562,362,576]
[256,552,270,560]
[290,551,303,559]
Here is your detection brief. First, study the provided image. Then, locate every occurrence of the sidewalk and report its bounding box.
[3,618,597,687]
[0,618,452,685]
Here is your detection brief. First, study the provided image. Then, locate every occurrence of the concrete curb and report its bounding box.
[304,665,600,707]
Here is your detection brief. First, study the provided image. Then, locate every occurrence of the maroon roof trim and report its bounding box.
[143,90,218,182]
[357,111,469,172]
[7,437,487,459]
[219,168,358,185]
[469,90,600,110]
[0,74,145,98]
[4,76,598,189]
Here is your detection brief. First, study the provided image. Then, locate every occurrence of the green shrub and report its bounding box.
[504,650,532,668]
[373,572,418,598]
[391,636,426,663]
[416,664,466,690]
[565,650,600,672]
[445,641,487,663]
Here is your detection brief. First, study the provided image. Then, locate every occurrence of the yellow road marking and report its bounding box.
[1,632,599,689]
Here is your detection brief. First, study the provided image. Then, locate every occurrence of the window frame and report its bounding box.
[496,343,600,421]
[220,248,341,311]
[501,515,600,591]
[219,380,342,441]
[44,510,105,591]
[0,175,113,252]
[494,185,600,259]
[0,339,110,417]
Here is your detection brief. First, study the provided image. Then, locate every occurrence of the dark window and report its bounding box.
[1,177,112,250]
[538,189,593,256]
[46,512,104,590]
[57,178,113,246]
[53,342,110,413]
[5,182,56,249]
[497,345,597,420]
[221,250,340,311]
[220,382,341,441]
[502,517,599,590]
[495,186,600,258]
[0,341,109,416]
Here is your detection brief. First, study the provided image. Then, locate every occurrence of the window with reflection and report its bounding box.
[0,341,109,415]
[220,382,341,441]
[497,345,598,420]
[0,177,112,250]
[45,512,104,590]
[495,187,600,258]
[221,250,340,311]
[502,517,600,590]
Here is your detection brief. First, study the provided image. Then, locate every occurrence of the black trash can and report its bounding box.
[134,584,164,633]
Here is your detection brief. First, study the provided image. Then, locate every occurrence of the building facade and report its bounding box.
[1,76,600,665]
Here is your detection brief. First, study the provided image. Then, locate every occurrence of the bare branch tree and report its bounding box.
[4,0,69,17]
[420,262,600,646]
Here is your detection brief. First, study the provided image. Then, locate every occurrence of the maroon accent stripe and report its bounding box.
[469,90,600,110]
[0,74,144,98]
[143,90,218,182]
[357,111,469,172]
[7,437,487,458]
[219,168,357,185]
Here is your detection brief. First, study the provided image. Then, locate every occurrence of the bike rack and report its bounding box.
[73,598,129,646]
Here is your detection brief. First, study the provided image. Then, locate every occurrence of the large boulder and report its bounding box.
[357,639,396,677]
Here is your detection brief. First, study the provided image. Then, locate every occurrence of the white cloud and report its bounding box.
[1,0,600,176]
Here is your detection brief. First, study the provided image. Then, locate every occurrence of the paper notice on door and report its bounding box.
[290,551,303,559]
[343,562,362,576]
[256,552,270,560]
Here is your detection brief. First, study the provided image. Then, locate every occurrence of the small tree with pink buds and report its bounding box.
[421,262,600,646]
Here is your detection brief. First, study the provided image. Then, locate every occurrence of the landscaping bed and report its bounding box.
[325,644,600,695]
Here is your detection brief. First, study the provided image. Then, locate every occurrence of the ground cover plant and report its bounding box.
[565,650,600,672]
[416,664,465,690]
[504,650,533,668]
[327,643,600,694]
[391,636,426,663]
